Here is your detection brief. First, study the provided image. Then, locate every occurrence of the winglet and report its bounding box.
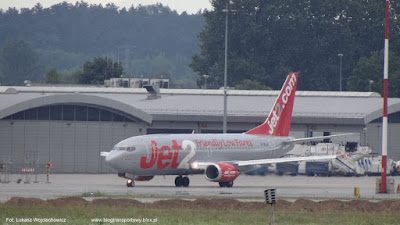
[245,73,298,136]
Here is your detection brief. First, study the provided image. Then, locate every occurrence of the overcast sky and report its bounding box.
[0,0,212,14]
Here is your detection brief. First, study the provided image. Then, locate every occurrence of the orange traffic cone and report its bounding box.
[396,184,400,193]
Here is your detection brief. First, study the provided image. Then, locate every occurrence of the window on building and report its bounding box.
[63,105,75,121]
[38,106,50,120]
[2,104,137,123]
[25,108,37,120]
[12,111,24,120]
[100,110,112,121]
[113,113,124,122]
[75,106,87,121]
[389,112,400,123]
[88,107,100,121]
[50,105,62,120]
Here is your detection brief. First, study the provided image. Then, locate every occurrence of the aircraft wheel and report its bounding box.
[175,176,183,187]
[182,177,190,187]
[219,182,233,188]
[126,179,135,187]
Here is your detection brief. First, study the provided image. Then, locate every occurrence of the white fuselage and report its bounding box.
[105,133,294,176]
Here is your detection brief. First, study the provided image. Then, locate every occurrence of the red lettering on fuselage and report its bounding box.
[193,139,253,149]
[140,140,182,169]
[170,140,181,168]
[140,140,158,169]
[158,145,172,169]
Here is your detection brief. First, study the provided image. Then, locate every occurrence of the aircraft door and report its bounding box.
[142,140,150,158]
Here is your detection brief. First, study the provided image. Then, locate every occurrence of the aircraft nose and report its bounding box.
[105,152,118,167]
[105,154,111,163]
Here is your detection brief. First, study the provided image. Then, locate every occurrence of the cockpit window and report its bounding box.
[127,147,136,152]
[112,146,136,151]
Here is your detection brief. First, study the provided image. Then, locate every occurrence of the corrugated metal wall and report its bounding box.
[2,118,398,171]
[366,123,400,160]
[0,120,144,173]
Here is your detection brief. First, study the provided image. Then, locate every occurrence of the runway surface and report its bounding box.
[1,173,400,202]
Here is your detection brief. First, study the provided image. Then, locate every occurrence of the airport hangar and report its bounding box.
[0,86,400,173]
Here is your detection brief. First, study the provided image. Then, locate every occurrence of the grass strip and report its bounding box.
[1,205,400,225]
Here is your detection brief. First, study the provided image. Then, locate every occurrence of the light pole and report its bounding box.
[222,0,236,133]
[369,80,374,92]
[203,74,209,89]
[338,53,343,92]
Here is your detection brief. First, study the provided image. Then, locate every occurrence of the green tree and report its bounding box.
[43,67,82,84]
[191,0,400,91]
[43,68,61,84]
[61,67,83,84]
[0,40,42,85]
[79,57,124,84]
[347,50,400,97]
[0,2,204,86]
[235,79,271,90]
[172,78,197,89]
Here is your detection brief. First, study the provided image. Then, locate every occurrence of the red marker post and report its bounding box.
[46,163,52,183]
[380,0,390,194]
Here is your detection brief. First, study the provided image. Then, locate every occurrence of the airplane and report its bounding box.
[101,72,345,188]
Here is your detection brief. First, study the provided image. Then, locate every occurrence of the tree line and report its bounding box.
[190,0,400,96]
[0,2,204,87]
[1,0,400,97]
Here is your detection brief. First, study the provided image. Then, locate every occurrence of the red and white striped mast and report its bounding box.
[380,0,389,194]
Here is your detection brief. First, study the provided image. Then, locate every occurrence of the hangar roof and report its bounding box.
[0,86,398,125]
[0,89,152,123]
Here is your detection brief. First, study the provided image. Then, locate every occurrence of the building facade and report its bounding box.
[0,86,399,173]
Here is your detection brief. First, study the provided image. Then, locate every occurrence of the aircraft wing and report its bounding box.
[237,155,337,166]
[191,161,213,170]
[283,133,356,144]
[191,155,338,170]
[188,134,355,171]
[235,134,352,167]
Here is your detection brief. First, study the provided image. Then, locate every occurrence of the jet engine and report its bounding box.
[205,162,239,182]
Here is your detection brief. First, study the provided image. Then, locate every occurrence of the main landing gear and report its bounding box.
[175,176,190,187]
[219,181,233,187]
[126,179,135,187]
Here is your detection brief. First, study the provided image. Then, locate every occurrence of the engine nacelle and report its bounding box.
[205,162,239,182]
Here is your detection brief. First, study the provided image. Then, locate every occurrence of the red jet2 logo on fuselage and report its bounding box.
[140,140,182,169]
[140,139,254,170]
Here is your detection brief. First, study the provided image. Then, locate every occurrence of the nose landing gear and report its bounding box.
[175,176,190,187]
[219,181,233,187]
[126,179,135,187]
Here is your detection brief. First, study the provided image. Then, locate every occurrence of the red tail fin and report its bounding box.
[245,73,298,136]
